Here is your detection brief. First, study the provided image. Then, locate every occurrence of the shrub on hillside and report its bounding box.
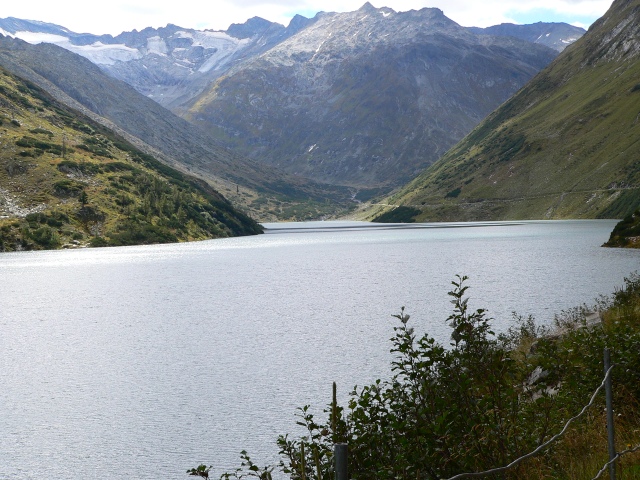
[604,208,640,247]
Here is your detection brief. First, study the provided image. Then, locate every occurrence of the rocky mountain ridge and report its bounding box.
[184,4,561,188]
[0,15,314,108]
[469,22,585,52]
[0,11,582,110]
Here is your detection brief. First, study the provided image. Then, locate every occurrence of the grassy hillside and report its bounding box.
[0,67,262,251]
[365,0,640,223]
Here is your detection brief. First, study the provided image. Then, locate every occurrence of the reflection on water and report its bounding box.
[0,220,638,479]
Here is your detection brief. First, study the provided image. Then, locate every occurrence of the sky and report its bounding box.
[1,0,614,36]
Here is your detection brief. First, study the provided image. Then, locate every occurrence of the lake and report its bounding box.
[0,220,638,479]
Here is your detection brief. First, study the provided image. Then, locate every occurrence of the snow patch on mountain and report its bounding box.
[189,30,244,46]
[9,31,141,65]
[13,31,68,44]
[194,33,251,73]
[75,42,142,65]
[146,36,168,56]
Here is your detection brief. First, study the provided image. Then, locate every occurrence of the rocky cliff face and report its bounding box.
[579,0,640,64]
[184,4,559,188]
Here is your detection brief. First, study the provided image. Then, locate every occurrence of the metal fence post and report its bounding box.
[604,348,616,480]
[335,443,347,480]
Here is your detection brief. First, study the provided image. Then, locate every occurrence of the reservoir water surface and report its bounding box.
[1,220,638,479]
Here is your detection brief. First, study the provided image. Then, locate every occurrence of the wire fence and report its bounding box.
[592,444,640,480]
[333,348,640,480]
[442,363,615,480]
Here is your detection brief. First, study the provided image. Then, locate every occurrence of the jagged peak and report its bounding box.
[227,16,283,39]
[358,2,377,13]
[286,14,315,35]
[289,14,309,23]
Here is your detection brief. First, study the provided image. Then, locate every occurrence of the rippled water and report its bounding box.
[1,220,638,479]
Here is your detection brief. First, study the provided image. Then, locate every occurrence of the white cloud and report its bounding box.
[0,0,614,35]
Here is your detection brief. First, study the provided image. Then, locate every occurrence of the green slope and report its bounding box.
[367,0,640,223]
[0,67,262,251]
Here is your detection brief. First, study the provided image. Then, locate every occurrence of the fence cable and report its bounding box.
[590,443,640,480]
[442,364,615,480]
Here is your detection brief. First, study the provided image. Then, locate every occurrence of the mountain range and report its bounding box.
[0,7,584,195]
[7,2,630,237]
[0,15,311,109]
[366,0,640,223]
[0,11,582,109]
[468,22,584,52]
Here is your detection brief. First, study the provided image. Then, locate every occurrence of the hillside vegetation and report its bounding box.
[604,208,640,247]
[0,67,262,251]
[366,0,640,223]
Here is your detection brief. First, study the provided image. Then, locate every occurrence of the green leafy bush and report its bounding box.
[57,160,101,175]
[445,187,462,198]
[89,236,109,247]
[53,179,85,197]
[29,127,54,137]
[106,221,178,246]
[15,135,62,155]
[24,225,60,248]
[26,211,69,228]
[219,274,640,480]
[223,277,558,480]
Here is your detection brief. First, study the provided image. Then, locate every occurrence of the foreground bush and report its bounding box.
[197,274,640,479]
